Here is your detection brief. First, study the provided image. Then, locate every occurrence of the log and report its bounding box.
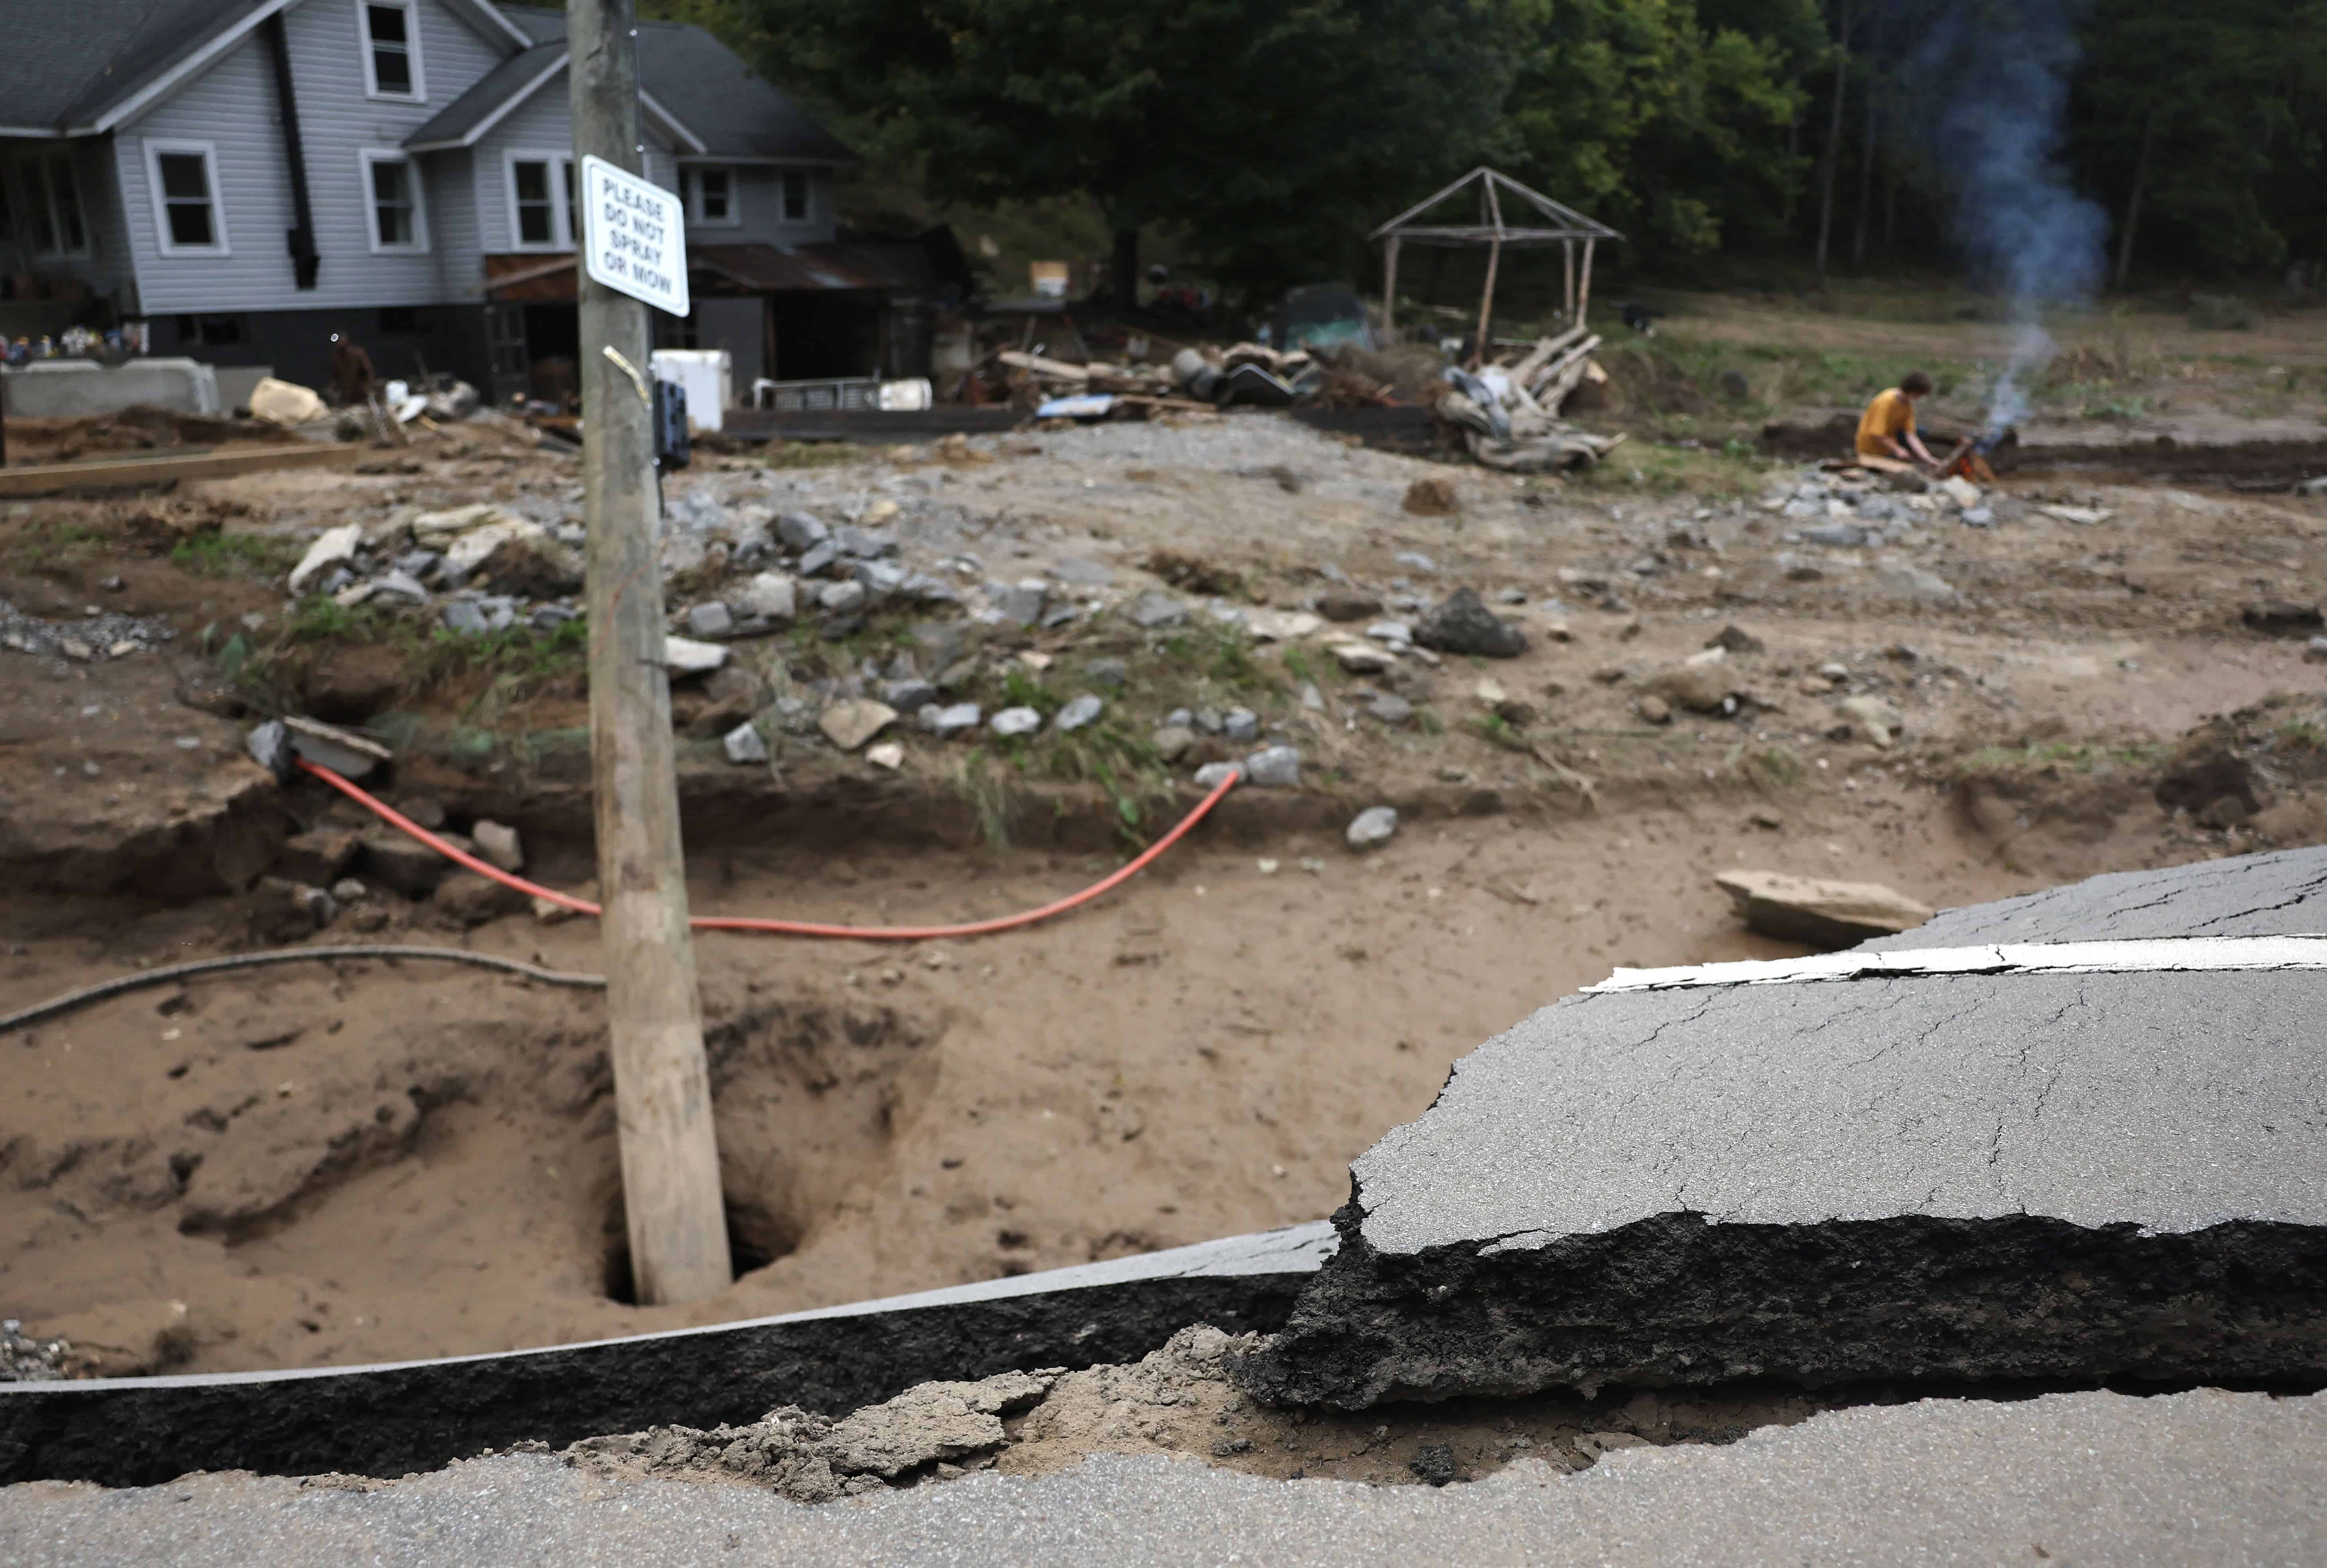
[1509,326,1588,387]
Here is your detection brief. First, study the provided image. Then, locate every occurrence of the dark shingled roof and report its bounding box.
[403,41,565,150]
[493,5,854,163]
[3,0,255,131]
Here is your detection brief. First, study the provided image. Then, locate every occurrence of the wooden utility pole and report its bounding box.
[568,0,730,1307]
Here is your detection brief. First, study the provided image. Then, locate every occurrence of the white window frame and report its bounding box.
[142,139,230,258]
[778,169,812,226]
[683,165,739,228]
[20,151,92,257]
[359,148,429,253]
[502,149,573,251]
[356,0,427,102]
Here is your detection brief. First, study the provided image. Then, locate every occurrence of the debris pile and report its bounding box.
[1435,327,1625,472]
[566,1368,1059,1502]
[0,1318,78,1382]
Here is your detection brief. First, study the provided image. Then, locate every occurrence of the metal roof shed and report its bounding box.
[1371,167,1622,354]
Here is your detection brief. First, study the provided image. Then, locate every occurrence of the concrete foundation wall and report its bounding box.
[0,357,219,416]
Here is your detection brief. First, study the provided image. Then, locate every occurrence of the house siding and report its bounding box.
[116,0,511,315]
[696,164,836,248]
[427,147,480,301]
[470,74,679,253]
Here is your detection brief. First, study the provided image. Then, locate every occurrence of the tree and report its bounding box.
[742,0,1512,301]
[1491,0,1816,263]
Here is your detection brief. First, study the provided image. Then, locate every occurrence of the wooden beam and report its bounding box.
[1381,235,1400,337]
[0,442,362,498]
[1577,238,1597,326]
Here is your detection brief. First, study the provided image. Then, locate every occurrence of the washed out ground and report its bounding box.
[1,296,2324,1399]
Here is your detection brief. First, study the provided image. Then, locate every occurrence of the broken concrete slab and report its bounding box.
[1860,844,2327,949]
[0,1223,1331,1486]
[280,716,391,782]
[1241,918,2327,1407]
[1715,868,1934,948]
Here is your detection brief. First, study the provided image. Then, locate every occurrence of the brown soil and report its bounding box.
[2,328,2325,1380]
[2,407,294,468]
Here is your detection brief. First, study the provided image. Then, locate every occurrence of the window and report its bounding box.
[780,171,809,223]
[360,0,425,100]
[506,153,576,250]
[683,167,736,227]
[20,153,89,255]
[360,151,427,252]
[144,141,226,255]
[176,314,244,346]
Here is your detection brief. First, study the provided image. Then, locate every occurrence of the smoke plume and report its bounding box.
[1904,0,2111,428]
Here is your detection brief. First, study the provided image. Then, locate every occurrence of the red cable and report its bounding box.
[295,756,1238,941]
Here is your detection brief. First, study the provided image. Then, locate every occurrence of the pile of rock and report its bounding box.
[567,1370,1058,1503]
[0,1317,77,1381]
[0,595,175,664]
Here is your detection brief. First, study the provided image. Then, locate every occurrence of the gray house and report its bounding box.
[2,0,932,403]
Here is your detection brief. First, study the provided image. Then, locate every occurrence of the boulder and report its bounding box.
[1346,806,1399,852]
[359,829,450,897]
[819,700,897,753]
[1415,588,1526,658]
[433,871,529,926]
[1714,868,1935,949]
[470,821,525,873]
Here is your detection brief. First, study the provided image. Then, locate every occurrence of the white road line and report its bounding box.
[1588,935,2327,993]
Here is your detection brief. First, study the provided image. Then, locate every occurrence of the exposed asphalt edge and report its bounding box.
[0,1223,1334,1487]
[1589,934,2327,992]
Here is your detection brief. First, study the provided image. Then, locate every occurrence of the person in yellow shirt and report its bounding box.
[1856,371,1937,464]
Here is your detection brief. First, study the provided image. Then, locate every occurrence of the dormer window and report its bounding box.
[683,167,736,227]
[361,0,425,101]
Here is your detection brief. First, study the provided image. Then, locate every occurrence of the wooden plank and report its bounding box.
[0,442,362,497]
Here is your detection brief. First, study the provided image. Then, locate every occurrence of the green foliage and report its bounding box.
[2187,294,2256,331]
[170,531,288,579]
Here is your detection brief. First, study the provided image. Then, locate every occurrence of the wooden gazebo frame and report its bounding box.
[1372,167,1623,352]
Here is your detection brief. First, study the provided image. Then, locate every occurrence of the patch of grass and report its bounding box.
[1041,721,1172,841]
[171,531,289,579]
[1281,644,1316,686]
[1159,619,1260,690]
[1956,741,2166,776]
[1570,441,1766,499]
[2079,393,2152,423]
[2278,720,2326,751]
[956,751,1017,850]
[2188,294,2256,332]
[998,666,1063,717]
[1752,743,1805,788]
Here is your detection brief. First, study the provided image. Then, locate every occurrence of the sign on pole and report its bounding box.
[580,153,689,317]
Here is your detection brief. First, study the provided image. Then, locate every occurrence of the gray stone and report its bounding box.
[662,637,729,674]
[855,560,910,600]
[1053,694,1103,733]
[1243,745,1301,788]
[997,582,1047,626]
[1395,551,1438,574]
[1299,681,1325,711]
[1222,707,1259,743]
[1085,657,1127,689]
[885,678,939,713]
[1799,522,1868,548]
[394,548,442,579]
[1365,620,1413,646]
[281,717,391,782]
[1960,507,1997,528]
[470,820,525,874]
[686,601,734,639]
[1193,761,1243,789]
[799,539,841,578]
[2307,635,2327,662]
[1193,709,1223,735]
[1416,588,1527,658]
[1346,806,1399,852]
[441,600,490,636]
[735,572,796,622]
[1129,590,1189,629]
[1163,707,1193,729]
[1837,694,1905,745]
[991,706,1042,738]
[1151,725,1195,761]
[244,719,293,781]
[1367,693,1414,726]
[818,580,869,614]
[835,525,897,559]
[777,511,830,551]
[925,702,981,738]
[1495,587,1528,605]
[370,570,431,604]
[1051,557,1114,586]
[724,721,770,765]
[287,523,364,594]
[1040,603,1081,629]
